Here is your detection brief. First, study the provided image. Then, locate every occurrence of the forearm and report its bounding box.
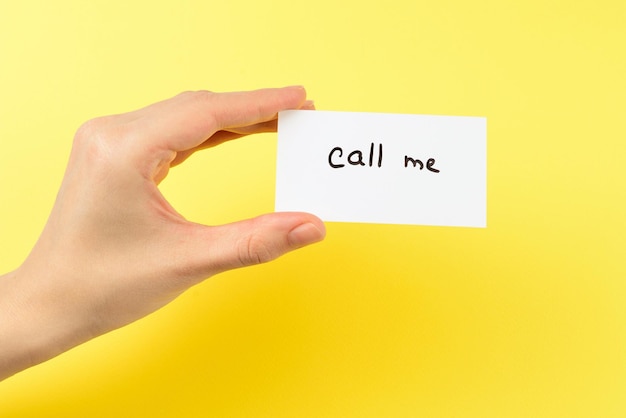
[0,267,94,381]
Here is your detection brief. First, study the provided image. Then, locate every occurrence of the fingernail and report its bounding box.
[301,100,315,110]
[288,222,326,248]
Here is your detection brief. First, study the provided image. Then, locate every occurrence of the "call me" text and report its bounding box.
[328,142,439,173]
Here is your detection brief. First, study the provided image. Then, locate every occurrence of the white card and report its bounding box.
[275,110,486,228]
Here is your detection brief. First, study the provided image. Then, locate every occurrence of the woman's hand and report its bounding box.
[0,86,325,380]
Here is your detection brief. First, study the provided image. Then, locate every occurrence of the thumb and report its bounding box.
[186,212,326,277]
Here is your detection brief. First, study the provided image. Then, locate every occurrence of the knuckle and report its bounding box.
[194,90,223,133]
[175,90,219,131]
[73,117,107,145]
[72,116,121,167]
[238,234,277,266]
[179,89,215,103]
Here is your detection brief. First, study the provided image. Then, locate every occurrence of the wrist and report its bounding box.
[0,265,95,380]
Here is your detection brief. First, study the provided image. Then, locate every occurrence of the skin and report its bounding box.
[0,86,325,381]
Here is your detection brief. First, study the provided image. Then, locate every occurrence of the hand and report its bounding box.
[0,86,325,380]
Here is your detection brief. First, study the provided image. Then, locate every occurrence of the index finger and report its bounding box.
[133,86,307,153]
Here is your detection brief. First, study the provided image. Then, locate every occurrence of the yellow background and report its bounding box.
[1,0,625,416]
